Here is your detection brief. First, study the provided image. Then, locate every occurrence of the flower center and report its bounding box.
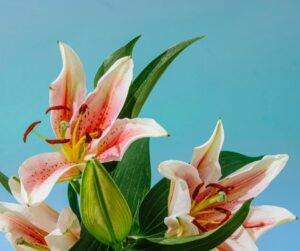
[23,104,103,163]
[189,183,233,232]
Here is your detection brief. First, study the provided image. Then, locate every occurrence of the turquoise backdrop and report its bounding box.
[0,0,299,250]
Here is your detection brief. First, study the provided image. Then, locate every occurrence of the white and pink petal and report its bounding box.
[19,152,83,206]
[49,42,86,137]
[70,57,133,141]
[217,154,289,212]
[191,120,224,184]
[94,118,168,162]
[158,160,201,195]
[217,227,258,251]
[244,205,296,240]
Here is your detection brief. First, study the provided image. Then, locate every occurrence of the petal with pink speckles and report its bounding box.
[94,118,168,162]
[49,42,86,137]
[19,152,83,206]
[191,120,224,184]
[69,57,133,141]
[243,205,296,240]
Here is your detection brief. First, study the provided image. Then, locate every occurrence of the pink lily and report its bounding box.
[158,120,295,242]
[0,178,80,251]
[217,205,296,251]
[20,42,168,205]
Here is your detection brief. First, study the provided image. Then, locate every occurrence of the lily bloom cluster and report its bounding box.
[0,38,296,251]
[159,120,296,250]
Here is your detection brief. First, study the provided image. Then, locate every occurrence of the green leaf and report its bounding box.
[134,199,252,251]
[0,171,11,194]
[112,138,151,233]
[94,35,141,87]
[71,225,112,251]
[68,183,81,223]
[220,151,263,178]
[80,159,132,246]
[138,178,170,236]
[119,36,206,118]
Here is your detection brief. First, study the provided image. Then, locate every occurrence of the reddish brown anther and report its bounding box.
[214,207,232,223]
[45,138,70,144]
[192,219,207,233]
[192,183,204,200]
[79,104,88,114]
[45,105,71,114]
[23,121,41,143]
[85,133,92,144]
[206,183,232,193]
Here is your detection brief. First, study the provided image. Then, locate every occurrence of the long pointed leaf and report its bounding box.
[112,138,151,233]
[138,178,170,236]
[0,171,11,194]
[68,183,81,223]
[119,36,206,118]
[134,199,252,251]
[220,151,263,178]
[94,35,141,87]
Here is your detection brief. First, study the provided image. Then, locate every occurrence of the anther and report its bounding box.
[23,121,41,143]
[45,105,71,114]
[45,138,70,144]
[214,207,232,223]
[192,219,207,232]
[85,133,92,144]
[206,183,233,193]
[79,104,88,114]
[192,183,204,200]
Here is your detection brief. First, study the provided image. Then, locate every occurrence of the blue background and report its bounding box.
[0,0,299,250]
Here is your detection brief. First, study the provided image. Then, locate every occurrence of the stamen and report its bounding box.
[79,103,88,114]
[15,237,49,251]
[192,183,204,200]
[85,133,92,143]
[206,183,233,193]
[90,129,103,139]
[45,105,70,114]
[23,121,41,143]
[214,207,232,223]
[45,138,70,144]
[192,219,207,232]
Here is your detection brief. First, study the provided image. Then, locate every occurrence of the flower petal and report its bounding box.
[168,179,192,216]
[9,177,24,205]
[19,152,82,206]
[218,155,289,212]
[70,57,133,140]
[217,227,258,251]
[191,120,224,184]
[49,42,86,137]
[0,211,48,246]
[164,214,198,238]
[45,208,80,251]
[8,178,59,233]
[244,205,296,240]
[94,118,168,162]
[6,232,40,251]
[158,160,201,195]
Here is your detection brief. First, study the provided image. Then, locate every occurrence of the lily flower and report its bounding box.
[217,205,296,250]
[0,178,80,251]
[20,42,168,205]
[158,120,295,240]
